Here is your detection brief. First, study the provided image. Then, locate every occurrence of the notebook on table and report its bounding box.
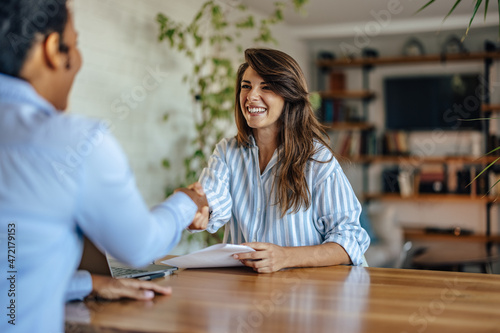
[78,236,177,279]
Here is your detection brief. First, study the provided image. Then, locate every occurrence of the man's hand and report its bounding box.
[88,275,172,300]
[175,182,209,230]
[233,242,289,273]
[174,182,208,212]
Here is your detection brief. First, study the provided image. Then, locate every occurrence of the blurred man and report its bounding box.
[0,1,208,332]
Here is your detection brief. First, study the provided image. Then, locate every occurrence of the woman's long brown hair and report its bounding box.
[235,48,335,217]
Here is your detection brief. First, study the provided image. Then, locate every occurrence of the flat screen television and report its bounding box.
[384,74,482,131]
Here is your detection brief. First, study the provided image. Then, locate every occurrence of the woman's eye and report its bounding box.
[262,86,271,90]
[241,84,251,89]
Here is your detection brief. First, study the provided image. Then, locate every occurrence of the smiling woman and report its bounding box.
[239,66,285,148]
[198,48,370,273]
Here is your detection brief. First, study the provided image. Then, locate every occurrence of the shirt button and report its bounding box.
[252,238,257,242]
[257,208,261,212]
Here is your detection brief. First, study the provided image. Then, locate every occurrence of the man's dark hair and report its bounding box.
[0,0,69,77]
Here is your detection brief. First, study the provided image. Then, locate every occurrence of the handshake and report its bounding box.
[174,182,209,230]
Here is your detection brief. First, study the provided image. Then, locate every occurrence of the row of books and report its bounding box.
[330,130,410,158]
[330,131,378,157]
[382,165,500,196]
[382,131,409,155]
[320,100,360,123]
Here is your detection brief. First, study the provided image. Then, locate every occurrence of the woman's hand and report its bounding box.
[234,242,289,273]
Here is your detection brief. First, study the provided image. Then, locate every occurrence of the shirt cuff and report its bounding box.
[160,191,198,230]
[323,235,364,266]
[65,270,93,302]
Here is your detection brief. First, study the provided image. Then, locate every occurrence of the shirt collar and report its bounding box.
[248,133,258,148]
[0,73,57,116]
[248,133,280,175]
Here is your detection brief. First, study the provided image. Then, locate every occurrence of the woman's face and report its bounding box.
[239,66,285,135]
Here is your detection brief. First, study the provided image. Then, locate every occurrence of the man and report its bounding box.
[0,1,208,332]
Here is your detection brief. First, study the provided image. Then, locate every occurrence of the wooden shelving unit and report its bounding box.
[317,51,500,68]
[349,155,500,164]
[317,50,500,236]
[363,193,499,203]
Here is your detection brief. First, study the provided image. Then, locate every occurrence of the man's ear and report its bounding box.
[43,32,66,70]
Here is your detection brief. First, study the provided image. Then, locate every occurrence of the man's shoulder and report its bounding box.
[51,112,103,131]
[43,113,109,145]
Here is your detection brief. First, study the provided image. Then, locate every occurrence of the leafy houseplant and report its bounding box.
[156,0,308,248]
[417,0,500,39]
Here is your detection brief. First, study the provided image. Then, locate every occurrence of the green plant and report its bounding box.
[156,0,308,247]
[417,0,500,39]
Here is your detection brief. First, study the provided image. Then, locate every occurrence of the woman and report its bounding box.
[199,48,370,273]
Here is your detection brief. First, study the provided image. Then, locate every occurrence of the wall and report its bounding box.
[307,26,500,234]
[70,0,308,209]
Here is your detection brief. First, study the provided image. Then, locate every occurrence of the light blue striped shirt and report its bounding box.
[199,136,370,266]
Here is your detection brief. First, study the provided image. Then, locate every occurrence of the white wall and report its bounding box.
[307,26,500,234]
[70,0,308,208]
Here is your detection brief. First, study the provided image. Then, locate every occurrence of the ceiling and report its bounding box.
[240,0,499,38]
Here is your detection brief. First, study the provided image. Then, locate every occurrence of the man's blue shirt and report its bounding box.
[0,73,196,333]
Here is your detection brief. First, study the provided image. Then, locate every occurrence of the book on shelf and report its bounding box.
[418,164,446,193]
[474,166,488,195]
[321,99,346,123]
[329,71,345,91]
[382,168,400,193]
[339,131,352,157]
[330,130,375,157]
[446,163,459,193]
[349,131,361,157]
[488,172,500,195]
[487,134,500,156]
[322,99,334,122]
[383,131,409,155]
[454,166,491,196]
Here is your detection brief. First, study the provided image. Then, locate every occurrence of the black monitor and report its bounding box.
[384,74,482,131]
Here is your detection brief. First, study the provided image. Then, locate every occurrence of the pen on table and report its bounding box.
[138,272,166,281]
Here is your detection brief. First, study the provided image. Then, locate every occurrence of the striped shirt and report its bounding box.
[199,135,370,266]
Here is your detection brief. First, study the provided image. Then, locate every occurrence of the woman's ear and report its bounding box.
[43,32,67,70]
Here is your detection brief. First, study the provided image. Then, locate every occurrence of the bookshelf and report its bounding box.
[317,50,500,236]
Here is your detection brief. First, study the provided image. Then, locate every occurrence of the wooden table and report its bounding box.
[65,265,500,333]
